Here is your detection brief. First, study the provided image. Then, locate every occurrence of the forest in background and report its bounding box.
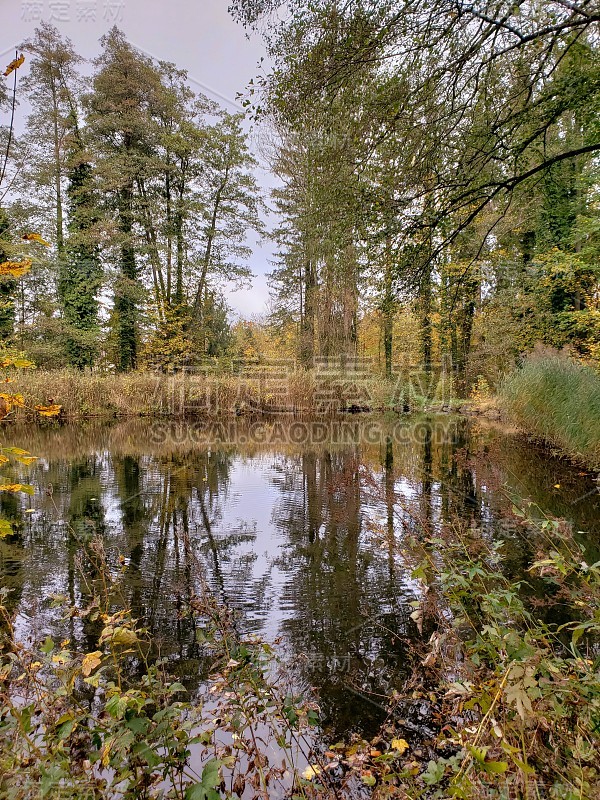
[0,24,264,372]
[228,0,600,396]
[0,3,598,402]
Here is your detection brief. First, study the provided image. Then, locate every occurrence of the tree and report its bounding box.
[232,0,600,275]
[191,111,263,341]
[86,28,165,372]
[59,111,103,369]
[21,23,84,257]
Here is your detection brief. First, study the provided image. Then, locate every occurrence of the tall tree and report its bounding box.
[58,112,103,369]
[86,28,164,372]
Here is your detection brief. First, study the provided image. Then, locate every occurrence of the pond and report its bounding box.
[0,415,598,739]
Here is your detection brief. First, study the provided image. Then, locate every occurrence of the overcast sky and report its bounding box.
[2,0,275,317]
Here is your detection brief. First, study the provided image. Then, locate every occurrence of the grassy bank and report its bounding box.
[6,368,424,419]
[498,351,600,468]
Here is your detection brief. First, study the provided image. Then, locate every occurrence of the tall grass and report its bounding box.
[499,349,600,467]
[8,368,411,419]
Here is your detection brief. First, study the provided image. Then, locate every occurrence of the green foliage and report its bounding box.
[0,209,15,342]
[59,120,103,370]
[335,508,600,798]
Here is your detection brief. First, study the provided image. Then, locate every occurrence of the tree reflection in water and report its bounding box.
[0,416,598,736]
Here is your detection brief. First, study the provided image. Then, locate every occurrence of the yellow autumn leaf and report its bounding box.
[3,54,25,78]
[301,765,322,781]
[0,393,25,410]
[0,259,32,278]
[101,739,113,768]
[35,404,62,418]
[15,455,37,466]
[391,738,409,754]
[0,356,34,369]
[81,651,103,677]
[0,520,12,538]
[0,484,34,495]
[21,232,50,246]
[102,626,138,647]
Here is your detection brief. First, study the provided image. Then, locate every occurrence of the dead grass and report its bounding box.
[9,368,408,419]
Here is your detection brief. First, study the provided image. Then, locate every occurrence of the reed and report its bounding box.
[8,368,410,419]
[499,349,600,468]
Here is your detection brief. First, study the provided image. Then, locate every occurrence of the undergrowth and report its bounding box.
[7,368,418,419]
[0,536,325,800]
[333,504,600,799]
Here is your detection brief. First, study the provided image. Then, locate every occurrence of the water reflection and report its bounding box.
[0,416,597,736]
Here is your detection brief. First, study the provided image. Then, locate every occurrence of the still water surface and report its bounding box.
[1,415,598,737]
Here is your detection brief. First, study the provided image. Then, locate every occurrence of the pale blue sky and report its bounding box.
[2,0,275,317]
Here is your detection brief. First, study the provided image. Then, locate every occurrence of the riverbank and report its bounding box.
[497,351,600,469]
[5,362,600,471]
[4,367,425,419]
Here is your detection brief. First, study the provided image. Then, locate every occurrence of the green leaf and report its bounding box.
[105,694,128,720]
[132,741,161,768]
[201,758,222,789]
[185,784,207,800]
[422,760,446,785]
[482,760,508,774]
[125,716,150,735]
[512,757,536,775]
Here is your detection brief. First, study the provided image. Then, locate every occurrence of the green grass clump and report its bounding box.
[499,350,600,468]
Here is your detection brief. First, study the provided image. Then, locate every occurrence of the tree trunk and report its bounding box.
[116,183,138,372]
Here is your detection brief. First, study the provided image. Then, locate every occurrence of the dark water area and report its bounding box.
[0,415,598,738]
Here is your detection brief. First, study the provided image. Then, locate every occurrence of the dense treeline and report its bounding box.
[1,8,600,397]
[0,24,263,371]
[232,0,600,394]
